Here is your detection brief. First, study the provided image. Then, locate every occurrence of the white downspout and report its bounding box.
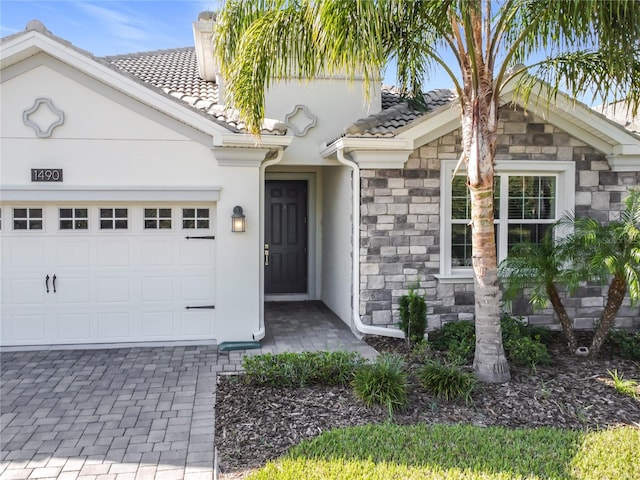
[336,150,405,338]
[253,148,286,341]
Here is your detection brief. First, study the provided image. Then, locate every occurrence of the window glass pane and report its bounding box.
[451,224,472,267]
[159,208,171,218]
[182,208,209,229]
[159,219,172,229]
[451,177,469,219]
[13,208,44,230]
[100,208,128,230]
[145,219,156,229]
[59,208,88,230]
[508,223,551,252]
[508,176,556,220]
[145,209,157,218]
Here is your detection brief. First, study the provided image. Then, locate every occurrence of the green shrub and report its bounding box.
[501,312,553,345]
[351,354,408,418]
[242,351,366,387]
[429,321,475,364]
[504,336,552,368]
[500,313,528,344]
[397,288,427,345]
[606,329,640,360]
[499,313,552,368]
[429,321,475,350]
[418,360,476,403]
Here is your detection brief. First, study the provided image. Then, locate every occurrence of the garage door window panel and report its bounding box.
[100,208,128,230]
[145,208,172,229]
[59,208,88,230]
[13,208,43,230]
[182,208,210,229]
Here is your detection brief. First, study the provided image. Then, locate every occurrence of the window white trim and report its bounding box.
[439,160,575,279]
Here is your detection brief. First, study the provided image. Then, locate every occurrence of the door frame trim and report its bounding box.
[263,173,317,301]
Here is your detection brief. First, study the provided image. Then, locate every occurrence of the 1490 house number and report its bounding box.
[31,168,63,182]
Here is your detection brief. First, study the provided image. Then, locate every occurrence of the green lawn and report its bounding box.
[248,423,639,480]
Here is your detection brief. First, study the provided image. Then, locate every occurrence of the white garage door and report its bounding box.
[1,204,216,347]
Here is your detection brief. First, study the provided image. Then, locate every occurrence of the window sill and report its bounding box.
[434,273,474,284]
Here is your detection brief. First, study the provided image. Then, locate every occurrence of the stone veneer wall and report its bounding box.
[359,105,640,332]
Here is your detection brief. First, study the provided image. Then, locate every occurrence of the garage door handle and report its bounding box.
[52,275,57,293]
[185,305,216,310]
[45,275,50,293]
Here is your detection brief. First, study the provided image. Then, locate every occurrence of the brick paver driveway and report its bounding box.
[0,346,219,480]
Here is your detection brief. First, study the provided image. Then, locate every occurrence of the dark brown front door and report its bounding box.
[265,180,308,294]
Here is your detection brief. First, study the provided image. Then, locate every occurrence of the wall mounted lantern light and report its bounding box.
[231,206,246,232]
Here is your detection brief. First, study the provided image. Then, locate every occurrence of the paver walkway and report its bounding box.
[1,347,219,480]
[1,301,378,479]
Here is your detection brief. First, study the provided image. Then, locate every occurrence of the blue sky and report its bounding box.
[1,1,220,56]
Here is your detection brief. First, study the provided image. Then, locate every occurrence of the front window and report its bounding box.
[441,161,574,278]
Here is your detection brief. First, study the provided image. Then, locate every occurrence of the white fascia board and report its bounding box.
[1,32,230,138]
[1,185,221,202]
[320,137,413,168]
[212,134,293,167]
[213,133,293,149]
[607,155,640,172]
[212,146,274,167]
[396,105,461,150]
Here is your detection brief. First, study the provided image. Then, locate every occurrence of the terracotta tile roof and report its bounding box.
[343,86,457,138]
[103,48,286,135]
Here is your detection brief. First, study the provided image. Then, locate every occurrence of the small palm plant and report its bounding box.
[566,188,640,355]
[499,229,580,353]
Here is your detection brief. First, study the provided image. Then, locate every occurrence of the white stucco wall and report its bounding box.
[320,165,354,326]
[1,53,263,344]
[265,79,379,165]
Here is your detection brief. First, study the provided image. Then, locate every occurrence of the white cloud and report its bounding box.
[75,1,149,44]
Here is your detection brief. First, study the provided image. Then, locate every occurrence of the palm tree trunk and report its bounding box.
[463,93,510,383]
[469,185,510,382]
[589,275,627,356]
[546,284,577,352]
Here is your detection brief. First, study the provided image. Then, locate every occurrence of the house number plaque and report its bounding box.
[31,168,63,182]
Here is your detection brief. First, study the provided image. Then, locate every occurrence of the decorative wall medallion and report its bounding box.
[285,104,317,136]
[23,98,65,138]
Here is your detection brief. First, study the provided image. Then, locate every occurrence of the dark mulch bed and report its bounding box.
[215,333,640,478]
